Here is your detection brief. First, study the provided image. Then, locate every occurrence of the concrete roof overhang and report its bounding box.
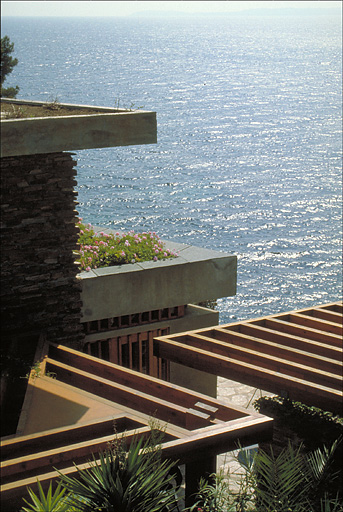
[154,302,343,415]
[0,99,157,157]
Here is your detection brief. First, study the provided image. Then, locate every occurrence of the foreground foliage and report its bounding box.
[21,430,180,512]
[76,219,178,271]
[21,481,81,512]
[19,429,342,512]
[187,440,342,512]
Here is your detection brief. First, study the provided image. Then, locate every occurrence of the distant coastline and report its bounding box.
[1,7,341,19]
[128,7,342,18]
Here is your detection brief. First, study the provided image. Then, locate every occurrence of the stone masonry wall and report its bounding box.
[0,152,84,347]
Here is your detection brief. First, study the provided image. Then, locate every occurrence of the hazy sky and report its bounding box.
[2,1,342,17]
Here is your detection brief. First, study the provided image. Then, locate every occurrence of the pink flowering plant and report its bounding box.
[76,219,178,272]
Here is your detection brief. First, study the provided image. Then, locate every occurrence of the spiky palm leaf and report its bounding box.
[253,443,312,512]
[320,494,343,512]
[307,439,340,484]
[57,434,179,512]
[20,481,82,512]
[306,438,342,510]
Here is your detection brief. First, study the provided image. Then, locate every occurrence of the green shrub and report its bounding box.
[1,35,20,98]
[254,396,342,450]
[57,434,179,512]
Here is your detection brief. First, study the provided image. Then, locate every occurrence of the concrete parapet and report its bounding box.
[80,243,237,322]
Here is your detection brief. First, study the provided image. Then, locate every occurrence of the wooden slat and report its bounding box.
[45,358,194,428]
[45,357,240,429]
[265,318,342,346]
[162,416,273,463]
[288,313,343,337]
[311,308,343,324]
[321,303,343,314]
[236,322,342,361]
[172,333,341,390]
[48,344,246,421]
[138,333,143,373]
[154,337,342,414]
[148,331,154,375]
[129,334,133,369]
[154,302,342,414]
[1,426,151,482]
[212,327,341,374]
[186,409,211,430]
[118,336,123,365]
[1,415,142,461]
[194,402,219,419]
[0,415,272,512]
[108,338,118,364]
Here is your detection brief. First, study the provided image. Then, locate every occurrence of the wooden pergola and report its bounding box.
[0,342,272,511]
[1,302,341,510]
[154,301,343,415]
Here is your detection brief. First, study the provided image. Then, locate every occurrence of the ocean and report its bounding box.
[1,13,342,323]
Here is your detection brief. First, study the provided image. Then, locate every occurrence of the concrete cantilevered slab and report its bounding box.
[0,98,157,157]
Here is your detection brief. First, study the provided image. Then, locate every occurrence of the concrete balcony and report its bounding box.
[0,98,157,157]
[80,234,237,322]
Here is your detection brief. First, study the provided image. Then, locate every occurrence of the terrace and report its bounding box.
[1,98,341,510]
[0,98,157,156]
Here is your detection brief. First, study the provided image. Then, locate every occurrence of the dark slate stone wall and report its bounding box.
[0,152,84,347]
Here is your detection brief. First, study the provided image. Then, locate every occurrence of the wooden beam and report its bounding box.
[215,326,342,374]
[108,338,118,364]
[1,426,152,483]
[154,337,342,414]
[45,358,220,429]
[265,318,342,346]
[321,303,342,314]
[169,333,341,390]
[289,313,343,337]
[1,414,142,461]
[228,323,342,363]
[161,416,273,463]
[48,344,247,421]
[311,308,343,324]
[45,358,186,427]
[0,416,273,512]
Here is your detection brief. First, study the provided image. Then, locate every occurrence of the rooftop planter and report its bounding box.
[80,229,237,322]
[0,98,157,157]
